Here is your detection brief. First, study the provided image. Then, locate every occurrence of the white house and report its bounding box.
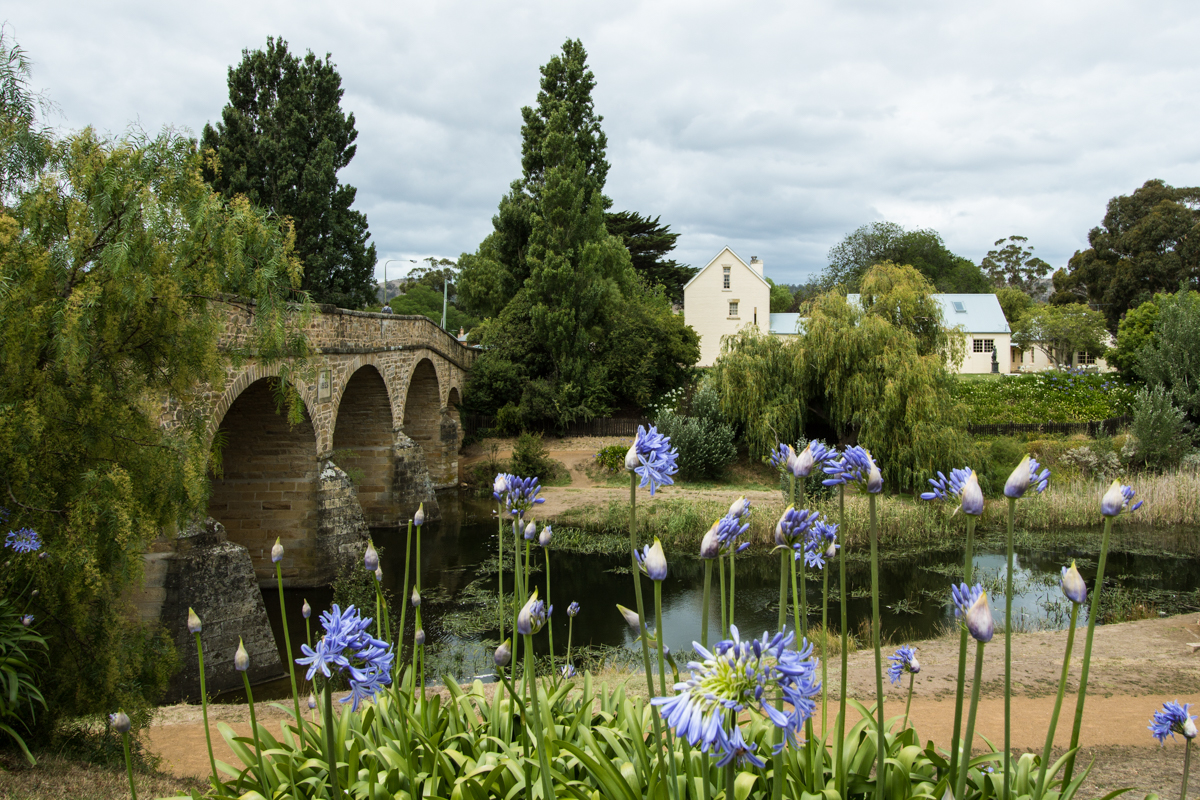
[683,247,771,367]
[684,247,1112,373]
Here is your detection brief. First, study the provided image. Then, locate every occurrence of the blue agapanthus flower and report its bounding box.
[887,645,920,685]
[296,604,394,711]
[715,508,751,557]
[920,468,971,503]
[821,446,881,493]
[951,583,984,618]
[651,625,821,762]
[498,475,546,519]
[567,601,580,617]
[4,529,40,554]
[1149,700,1197,743]
[801,517,838,569]
[774,506,815,547]
[628,425,679,496]
[1101,481,1143,517]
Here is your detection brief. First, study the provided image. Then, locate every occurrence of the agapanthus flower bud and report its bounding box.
[728,496,749,519]
[110,710,131,734]
[539,525,552,547]
[415,629,426,646]
[561,664,576,679]
[567,601,580,617]
[494,639,512,667]
[187,607,202,634]
[524,521,537,541]
[235,638,250,671]
[700,521,721,559]
[493,473,508,497]
[29,590,37,598]
[302,599,311,619]
[1004,455,1031,498]
[637,538,668,581]
[1150,700,1198,742]
[411,588,421,607]
[21,615,32,626]
[792,445,814,478]
[271,538,284,563]
[1060,561,1087,605]
[865,454,883,494]
[1101,480,1142,517]
[375,566,383,582]
[414,504,426,527]
[624,443,640,471]
[825,540,838,561]
[965,591,994,643]
[364,541,379,572]
[517,591,547,635]
[960,470,984,516]
[616,604,642,632]
[307,693,317,710]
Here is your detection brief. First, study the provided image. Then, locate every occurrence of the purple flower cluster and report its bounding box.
[296,604,394,711]
[4,529,40,554]
[493,473,546,519]
[887,645,920,685]
[803,517,839,570]
[718,500,752,556]
[920,468,971,503]
[1149,700,1197,743]
[628,425,679,496]
[652,626,820,766]
[517,592,550,635]
[1004,455,1050,499]
[1101,481,1143,517]
[774,506,815,547]
[822,446,882,493]
[951,582,984,618]
[770,441,834,479]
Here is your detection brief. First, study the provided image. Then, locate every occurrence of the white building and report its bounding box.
[684,247,1111,373]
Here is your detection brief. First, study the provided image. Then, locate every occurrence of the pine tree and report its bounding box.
[604,210,695,305]
[201,37,377,308]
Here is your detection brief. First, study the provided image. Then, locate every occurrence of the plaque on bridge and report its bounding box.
[318,368,332,401]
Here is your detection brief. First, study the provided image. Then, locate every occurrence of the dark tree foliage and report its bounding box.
[201,37,377,309]
[604,210,695,304]
[1051,179,1200,331]
[981,235,1052,293]
[823,221,990,293]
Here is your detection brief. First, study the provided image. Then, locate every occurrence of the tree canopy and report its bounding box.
[713,263,968,491]
[201,37,377,309]
[460,40,698,428]
[1050,179,1200,331]
[1011,304,1108,369]
[823,221,991,293]
[1133,289,1200,420]
[604,210,695,304]
[981,235,1052,293]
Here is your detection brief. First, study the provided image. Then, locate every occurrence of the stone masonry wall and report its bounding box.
[331,366,396,527]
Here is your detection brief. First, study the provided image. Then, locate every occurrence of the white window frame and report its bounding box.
[972,338,995,353]
[722,266,731,290]
[728,300,740,318]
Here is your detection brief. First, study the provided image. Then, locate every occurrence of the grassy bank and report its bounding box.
[551,469,1200,554]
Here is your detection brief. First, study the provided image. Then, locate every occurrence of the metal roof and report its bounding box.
[845,293,1010,334]
[769,313,803,335]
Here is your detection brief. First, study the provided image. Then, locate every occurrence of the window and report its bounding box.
[972,339,995,353]
[952,301,966,313]
[1078,351,1096,365]
[722,266,731,289]
[728,301,739,317]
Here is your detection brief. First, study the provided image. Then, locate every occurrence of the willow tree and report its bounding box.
[715,262,968,491]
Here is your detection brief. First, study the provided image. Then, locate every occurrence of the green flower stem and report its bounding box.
[416,523,425,697]
[821,559,830,739]
[655,581,682,800]
[729,550,736,630]
[1063,514,1113,785]
[629,473,672,798]
[1034,601,1079,800]
[322,681,342,800]
[522,632,557,800]
[1183,737,1192,800]
[869,493,885,800]
[396,520,414,681]
[240,671,266,786]
[955,640,987,800]
[273,563,303,733]
[835,485,849,792]
[701,560,713,651]
[718,557,728,636]
[193,632,219,789]
[796,476,807,639]
[1005,495,1016,796]
[497,512,505,644]
[773,547,787,800]
[566,616,574,668]
[777,550,789,632]
[903,671,914,731]
[121,728,137,800]
[790,557,801,645]
[544,545,555,675]
[512,520,523,667]
[726,762,735,800]
[948,514,977,785]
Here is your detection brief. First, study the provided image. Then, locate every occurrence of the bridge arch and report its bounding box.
[207,375,320,585]
[331,363,396,526]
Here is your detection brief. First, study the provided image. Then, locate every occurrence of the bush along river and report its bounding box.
[255,488,1200,693]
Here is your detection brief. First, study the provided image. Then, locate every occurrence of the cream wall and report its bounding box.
[1010,344,1113,373]
[684,248,771,367]
[961,333,1012,373]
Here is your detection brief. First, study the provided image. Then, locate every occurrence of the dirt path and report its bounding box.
[147,613,1200,794]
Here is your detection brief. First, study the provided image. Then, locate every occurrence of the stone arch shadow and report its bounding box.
[330,361,397,527]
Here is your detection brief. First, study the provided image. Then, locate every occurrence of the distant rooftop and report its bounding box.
[769,313,803,335]
[846,293,1010,334]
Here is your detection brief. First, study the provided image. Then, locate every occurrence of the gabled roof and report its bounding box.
[769,313,803,335]
[846,293,1010,334]
[683,246,771,292]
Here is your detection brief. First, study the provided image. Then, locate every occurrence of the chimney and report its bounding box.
[749,256,764,277]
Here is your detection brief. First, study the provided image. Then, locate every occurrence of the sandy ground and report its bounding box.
[146,613,1200,795]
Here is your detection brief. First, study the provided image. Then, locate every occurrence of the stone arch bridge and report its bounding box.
[203,306,476,588]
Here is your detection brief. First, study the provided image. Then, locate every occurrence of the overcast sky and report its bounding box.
[9,1,1200,286]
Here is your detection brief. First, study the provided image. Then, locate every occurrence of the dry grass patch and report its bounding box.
[0,752,204,800]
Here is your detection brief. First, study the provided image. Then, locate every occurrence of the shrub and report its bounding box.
[510,432,554,479]
[1130,385,1192,470]
[953,370,1134,424]
[653,410,737,481]
[593,445,627,475]
[1059,446,1122,481]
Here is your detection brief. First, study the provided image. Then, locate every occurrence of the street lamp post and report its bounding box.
[381,259,415,307]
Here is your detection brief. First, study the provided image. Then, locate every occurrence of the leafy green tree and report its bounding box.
[0,29,51,198]
[201,37,377,309]
[1011,303,1108,369]
[995,285,1034,325]
[1051,179,1200,330]
[1110,296,1161,374]
[981,235,1052,292]
[604,210,695,304]
[767,278,794,313]
[0,121,308,730]
[823,221,990,293]
[713,263,968,491]
[1130,385,1191,470]
[383,282,478,332]
[1135,288,1200,419]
